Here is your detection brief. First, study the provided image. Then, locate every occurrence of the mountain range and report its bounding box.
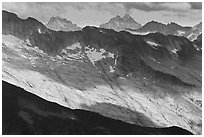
[2,10,202,135]
[45,14,201,41]
[99,15,201,41]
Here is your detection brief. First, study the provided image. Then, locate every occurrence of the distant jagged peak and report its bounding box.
[100,14,142,31]
[46,16,81,31]
[167,22,179,25]
[109,14,138,23]
[109,15,123,22]
[122,14,138,23]
[122,14,132,20]
[48,16,73,24]
[167,22,180,27]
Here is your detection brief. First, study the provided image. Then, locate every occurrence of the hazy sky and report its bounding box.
[2,2,202,27]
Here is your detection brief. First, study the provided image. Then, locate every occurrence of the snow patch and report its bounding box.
[86,48,104,63]
[127,31,156,35]
[38,28,42,34]
[149,57,157,62]
[30,58,36,67]
[145,40,161,50]
[115,51,118,66]
[60,43,84,61]
[99,29,106,33]
[148,56,161,64]
[85,46,114,64]
[177,30,185,36]
[25,39,32,45]
[193,44,200,51]
[187,33,194,40]
[107,52,114,58]
[56,55,63,60]
[109,65,115,73]
[172,49,178,54]
[33,46,46,55]
[21,55,27,58]
[50,57,55,61]
[66,43,81,50]
[126,73,132,77]
[146,40,159,47]
[119,77,126,80]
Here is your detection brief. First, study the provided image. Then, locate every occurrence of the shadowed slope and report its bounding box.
[2,81,193,135]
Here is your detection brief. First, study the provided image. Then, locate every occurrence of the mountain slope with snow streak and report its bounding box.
[2,10,202,134]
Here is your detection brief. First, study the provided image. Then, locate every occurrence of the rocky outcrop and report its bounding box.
[99,14,142,31]
[193,34,202,49]
[46,16,81,32]
[183,22,202,41]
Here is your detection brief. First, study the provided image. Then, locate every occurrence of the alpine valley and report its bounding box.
[2,10,202,135]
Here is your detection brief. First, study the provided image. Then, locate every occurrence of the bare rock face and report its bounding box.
[46,16,81,32]
[193,34,202,50]
[2,10,202,135]
[183,22,202,41]
[99,14,142,31]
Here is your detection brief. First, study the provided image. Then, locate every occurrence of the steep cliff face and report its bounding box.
[2,10,202,134]
[183,22,202,41]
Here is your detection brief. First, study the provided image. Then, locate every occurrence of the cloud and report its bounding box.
[157,2,191,11]
[2,2,202,27]
[189,2,202,9]
[120,2,194,12]
[2,2,120,27]
[129,6,201,26]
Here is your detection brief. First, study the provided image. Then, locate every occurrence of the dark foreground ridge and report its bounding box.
[2,81,193,135]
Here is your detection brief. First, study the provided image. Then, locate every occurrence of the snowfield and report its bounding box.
[85,46,114,64]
